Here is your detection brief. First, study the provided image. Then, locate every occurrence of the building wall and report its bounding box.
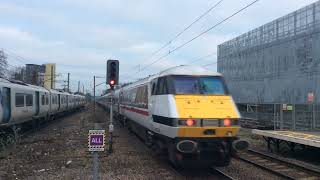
[218,1,320,104]
[25,64,45,86]
[44,63,56,89]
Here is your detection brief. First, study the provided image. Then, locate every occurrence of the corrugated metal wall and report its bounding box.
[218,1,320,130]
[218,1,320,104]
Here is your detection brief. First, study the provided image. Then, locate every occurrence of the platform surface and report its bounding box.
[252,129,320,148]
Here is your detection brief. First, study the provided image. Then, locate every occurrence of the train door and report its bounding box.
[35,91,40,115]
[2,87,11,123]
[0,88,3,123]
[66,96,69,109]
[150,79,161,132]
[58,94,61,111]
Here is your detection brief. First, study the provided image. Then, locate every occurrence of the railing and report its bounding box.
[238,103,320,131]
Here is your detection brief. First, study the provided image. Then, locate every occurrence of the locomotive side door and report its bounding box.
[150,79,161,133]
[2,87,11,123]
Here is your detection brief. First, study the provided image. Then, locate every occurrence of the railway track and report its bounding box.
[167,165,235,180]
[108,110,235,180]
[0,108,86,157]
[211,168,235,180]
[237,149,320,179]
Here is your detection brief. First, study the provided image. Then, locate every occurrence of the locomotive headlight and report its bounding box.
[223,118,231,127]
[219,118,239,127]
[178,119,197,127]
[186,119,195,126]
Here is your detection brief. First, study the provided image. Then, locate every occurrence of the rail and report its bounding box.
[237,149,320,179]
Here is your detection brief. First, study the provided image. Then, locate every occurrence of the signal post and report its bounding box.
[106,60,119,154]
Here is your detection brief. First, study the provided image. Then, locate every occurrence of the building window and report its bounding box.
[26,94,33,106]
[15,93,25,107]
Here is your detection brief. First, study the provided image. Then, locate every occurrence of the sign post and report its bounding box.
[109,92,114,154]
[106,59,119,154]
[88,129,105,180]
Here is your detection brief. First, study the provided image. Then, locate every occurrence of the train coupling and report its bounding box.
[232,139,249,152]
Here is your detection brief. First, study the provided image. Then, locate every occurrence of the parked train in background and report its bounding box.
[98,65,248,168]
[0,78,86,134]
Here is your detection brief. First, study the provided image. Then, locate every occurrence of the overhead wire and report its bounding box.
[142,0,224,62]
[121,0,225,78]
[187,51,217,65]
[138,0,260,72]
[2,48,30,64]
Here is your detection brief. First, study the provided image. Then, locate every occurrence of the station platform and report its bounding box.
[252,129,320,151]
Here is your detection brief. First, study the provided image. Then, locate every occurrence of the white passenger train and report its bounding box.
[98,65,248,167]
[0,78,86,131]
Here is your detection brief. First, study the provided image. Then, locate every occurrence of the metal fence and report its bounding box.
[238,103,320,131]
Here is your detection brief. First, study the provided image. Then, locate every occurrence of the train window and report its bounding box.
[172,76,227,95]
[42,95,45,105]
[46,96,49,105]
[0,89,2,105]
[15,93,25,107]
[151,82,156,95]
[173,76,199,94]
[156,77,168,95]
[26,94,33,106]
[133,85,148,108]
[144,85,148,107]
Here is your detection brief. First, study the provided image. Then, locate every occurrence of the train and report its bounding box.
[0,78,86,135]
[98,65,248,168]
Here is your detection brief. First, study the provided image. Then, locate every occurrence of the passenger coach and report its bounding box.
[0,78,85,135]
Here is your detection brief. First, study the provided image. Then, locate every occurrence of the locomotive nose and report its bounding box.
[176,140,198,153]
[232,139,249,152]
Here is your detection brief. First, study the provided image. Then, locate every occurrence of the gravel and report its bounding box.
[0,104,313,180]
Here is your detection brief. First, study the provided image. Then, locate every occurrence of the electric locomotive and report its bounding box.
[99,65,248,167]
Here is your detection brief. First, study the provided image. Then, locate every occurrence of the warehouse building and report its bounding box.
[217,1,320,130]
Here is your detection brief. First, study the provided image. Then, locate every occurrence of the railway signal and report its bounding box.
[106,60,119,89]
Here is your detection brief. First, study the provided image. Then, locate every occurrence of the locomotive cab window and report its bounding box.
[26,94,33,106]
[15,93,25,107]
[155,77,169,95]
[170,76,228,95]
[151,83,156,95]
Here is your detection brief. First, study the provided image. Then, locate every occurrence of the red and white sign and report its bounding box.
[307,92,314,103]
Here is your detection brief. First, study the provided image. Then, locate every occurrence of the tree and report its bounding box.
[9,66,25,81]
[0,50,8,78]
